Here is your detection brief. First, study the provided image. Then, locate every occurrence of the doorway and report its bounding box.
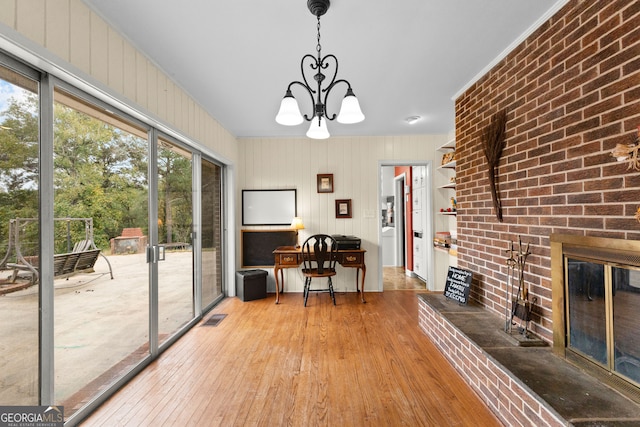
[393,174,406,269]
[379,163,433,291]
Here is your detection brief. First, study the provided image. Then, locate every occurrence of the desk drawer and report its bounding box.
[278,254,300,266]
[340,252,362,266]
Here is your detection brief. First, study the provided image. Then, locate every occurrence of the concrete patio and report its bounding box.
[0,250,194,408]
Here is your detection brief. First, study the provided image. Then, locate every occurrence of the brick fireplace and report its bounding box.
[454,0,640,343]
[417,232,640,425]
[418,1,640,424]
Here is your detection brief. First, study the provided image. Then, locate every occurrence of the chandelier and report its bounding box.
[275,0,364,139]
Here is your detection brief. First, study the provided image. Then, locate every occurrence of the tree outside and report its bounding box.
[0,93,193,257]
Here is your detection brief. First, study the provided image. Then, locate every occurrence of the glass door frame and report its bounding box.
[0,51,50,404]
[47,77,155,410]
[151,131,207,354]
[0,49,230,421]
[199,154,227,313]
[41,72,55,405]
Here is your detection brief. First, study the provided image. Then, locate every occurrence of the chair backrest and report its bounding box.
[301,234,338,274]
[72,239,93,252]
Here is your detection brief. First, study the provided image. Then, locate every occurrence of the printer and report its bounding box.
[332,235,361,250]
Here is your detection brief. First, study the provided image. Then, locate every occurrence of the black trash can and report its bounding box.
[236,269,268,301]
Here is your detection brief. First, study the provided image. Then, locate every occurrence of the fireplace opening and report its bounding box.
[552,235,640,402]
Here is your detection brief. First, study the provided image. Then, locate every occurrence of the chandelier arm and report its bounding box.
[301,53,327,121]
[322,78,352,121]
[320,54,339,90]
[300,54,319,89]
[286,80,317,122]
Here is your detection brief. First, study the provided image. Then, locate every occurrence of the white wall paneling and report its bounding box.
[238,135,448,294]
[0,0,238,163]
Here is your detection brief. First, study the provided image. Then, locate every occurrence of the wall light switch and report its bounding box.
[363,209,375,218]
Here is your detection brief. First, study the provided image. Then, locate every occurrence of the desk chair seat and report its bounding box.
[301,234,338,306]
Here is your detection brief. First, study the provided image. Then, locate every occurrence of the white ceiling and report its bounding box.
[82,0,563,139]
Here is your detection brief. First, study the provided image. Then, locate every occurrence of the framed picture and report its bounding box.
[335,199,352,218]
[317,174,334,193]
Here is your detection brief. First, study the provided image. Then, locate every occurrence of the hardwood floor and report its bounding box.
[383,266,426,290]
[81,291,500,426]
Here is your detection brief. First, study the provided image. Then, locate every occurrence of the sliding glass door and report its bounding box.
[0,61,40,405]
[157,137,195,346]
[201,158,224,309]
[0,52,227,421]
[52,89,150,408]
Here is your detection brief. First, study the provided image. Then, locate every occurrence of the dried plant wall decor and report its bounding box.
[613,126,640,224]
[481,109,508,222]
[611,126,640,170]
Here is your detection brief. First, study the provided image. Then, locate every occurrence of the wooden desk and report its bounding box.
[273,246,366,304]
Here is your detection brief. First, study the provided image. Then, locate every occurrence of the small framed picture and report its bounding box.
[335,199,352,218]
[317,174,334,193]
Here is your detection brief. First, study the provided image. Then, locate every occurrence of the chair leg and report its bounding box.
[328,277,336,306]
[304,277,310,307]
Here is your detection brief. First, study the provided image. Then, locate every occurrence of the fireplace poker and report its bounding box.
[505,240,516,332]
[518,238,530,301]
[509,237,531,334]
[509,272,522,330]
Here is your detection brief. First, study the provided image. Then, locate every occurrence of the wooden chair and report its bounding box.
[301,234,338,306]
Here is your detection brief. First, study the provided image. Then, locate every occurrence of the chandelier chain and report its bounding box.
[316,16,321,55]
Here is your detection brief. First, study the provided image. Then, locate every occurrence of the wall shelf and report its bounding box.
[439,160,456,169]
[435,135,458,284]
[434,244,457,256]
[438,138,456,150]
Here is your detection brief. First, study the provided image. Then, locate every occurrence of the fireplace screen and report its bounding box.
[566,258,640,386]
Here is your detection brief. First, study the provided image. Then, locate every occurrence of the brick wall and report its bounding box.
[455,0,640,341]
[418,299,565,426]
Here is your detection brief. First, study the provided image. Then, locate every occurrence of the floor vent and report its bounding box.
[202,314,227,327]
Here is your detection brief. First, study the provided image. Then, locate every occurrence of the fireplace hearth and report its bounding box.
[418,293,640,425]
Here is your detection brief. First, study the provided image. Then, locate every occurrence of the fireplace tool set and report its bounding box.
[504,237,536,337]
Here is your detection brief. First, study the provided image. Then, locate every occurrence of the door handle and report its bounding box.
[146,245,166,263]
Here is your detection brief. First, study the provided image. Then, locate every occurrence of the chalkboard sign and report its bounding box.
[241,230,298,267]
[443,266,473,304]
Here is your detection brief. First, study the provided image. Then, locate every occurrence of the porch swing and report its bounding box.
[0,217,113,288]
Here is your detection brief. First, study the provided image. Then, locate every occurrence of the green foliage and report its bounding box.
[158,144,192,244]
[52,103,150,251]
[0,92,39,257]
[0,86,193,256]
[0,93,39,193]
